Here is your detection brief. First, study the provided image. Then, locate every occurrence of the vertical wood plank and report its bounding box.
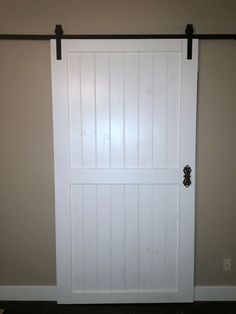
[68,53,82,168]
[166,185,179,290]
[138,185,153,289]
[51,41,72,302]
[97,185,112,290]
[152,53,168,168]
[111,185,125,290]
[151,185,166,290]
[95,53,110,168]
[178,39,198,302]
[110,53,124,168]
[81,53,96,168]
[166,52,181,168]
[139,53,153,168]
[83,185,98,290]
[124,53,139,168]
[71,185,84,291]
[124,185,139,290]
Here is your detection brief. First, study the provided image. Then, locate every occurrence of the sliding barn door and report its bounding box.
[51,39,198,304]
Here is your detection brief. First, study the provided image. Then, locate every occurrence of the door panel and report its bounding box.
[67,51,181,170]
[71,184,179,292]
[51,39,198,303]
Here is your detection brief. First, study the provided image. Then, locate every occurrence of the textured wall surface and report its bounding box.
[0,0,236,286]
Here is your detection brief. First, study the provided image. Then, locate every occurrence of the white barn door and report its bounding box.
[51,39,198,304]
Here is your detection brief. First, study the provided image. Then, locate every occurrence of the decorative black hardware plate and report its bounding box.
[183,165,192,188]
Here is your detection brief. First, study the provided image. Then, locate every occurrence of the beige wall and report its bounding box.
[0,0,235,286]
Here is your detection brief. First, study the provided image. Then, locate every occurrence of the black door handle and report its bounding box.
[183,165,192,188]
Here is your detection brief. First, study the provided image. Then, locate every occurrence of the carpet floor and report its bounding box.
[0,301,236,314]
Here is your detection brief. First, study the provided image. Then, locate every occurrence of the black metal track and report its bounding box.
[0,34,54,40]
[0,24,235,60]
[0,34,235,40]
